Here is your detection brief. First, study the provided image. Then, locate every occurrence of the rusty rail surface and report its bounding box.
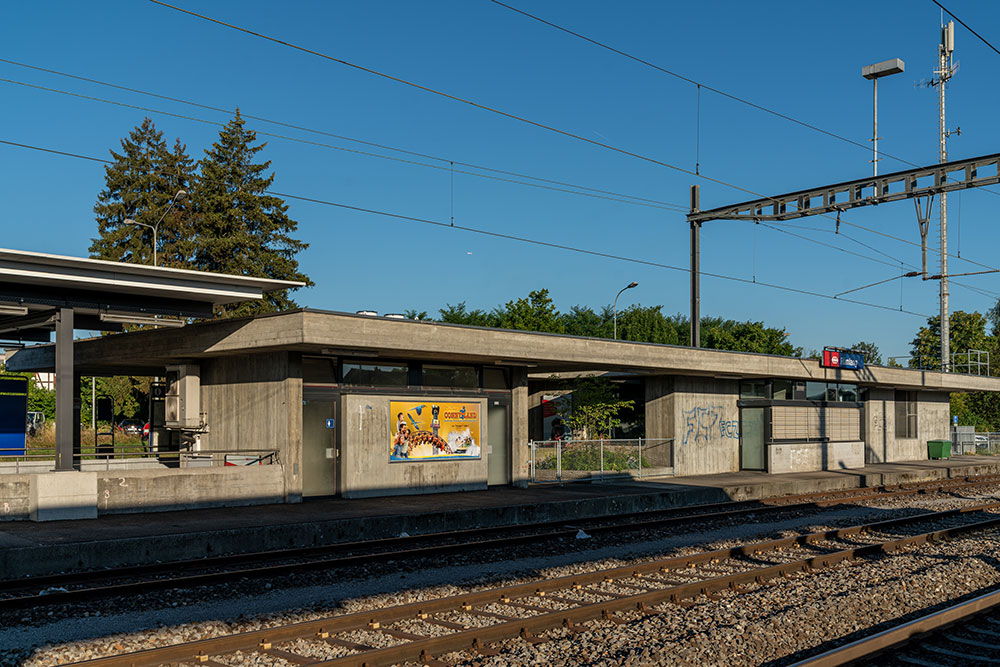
[61,502,1000,667]
[789,586,1000,666]
[3,475,996,612]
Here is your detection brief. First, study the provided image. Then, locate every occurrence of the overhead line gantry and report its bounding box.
[687,151,1000,359]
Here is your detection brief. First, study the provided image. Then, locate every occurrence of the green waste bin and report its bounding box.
[928,439,952,460]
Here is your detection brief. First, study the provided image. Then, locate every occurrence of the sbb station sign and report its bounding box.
[821,348,865,371]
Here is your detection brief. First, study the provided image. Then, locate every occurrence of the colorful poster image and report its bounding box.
[390,400,481,462]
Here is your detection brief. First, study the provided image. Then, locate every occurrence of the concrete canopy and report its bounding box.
[9,308,1000,394]
[0,246,304,341]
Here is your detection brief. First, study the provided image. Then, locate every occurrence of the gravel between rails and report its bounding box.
[8,488,1000,666]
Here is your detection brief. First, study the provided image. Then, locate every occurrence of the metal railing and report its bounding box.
[0,446,279,473]
[973,432,1000,457]
[528,438,674,484]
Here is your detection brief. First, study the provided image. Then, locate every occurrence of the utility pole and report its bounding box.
[690,184,701,348]
[936,21,956,372]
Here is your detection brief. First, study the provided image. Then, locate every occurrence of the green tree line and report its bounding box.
[409,288,802,356]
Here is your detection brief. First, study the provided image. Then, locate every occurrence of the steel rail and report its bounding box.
[788,586,1000,666]
[3,476,995,611]
[62,502,1000,667]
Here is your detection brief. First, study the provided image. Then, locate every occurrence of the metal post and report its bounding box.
[54,307,75,471]
[690,184,701,348]
[873,77,879,177]
[556,440,562,485]
[638,437,643,479]
[600,438,604,481]
[938,23,953,373]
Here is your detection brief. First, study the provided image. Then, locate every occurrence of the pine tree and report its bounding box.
[90,118,194,266]
[194,110,311,316]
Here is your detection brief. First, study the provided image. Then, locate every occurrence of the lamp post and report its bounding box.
[861,58,905,177]
[613,281,638,340]
[125,189,187,266]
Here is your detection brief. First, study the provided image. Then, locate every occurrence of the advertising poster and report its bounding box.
[390,400,481,462]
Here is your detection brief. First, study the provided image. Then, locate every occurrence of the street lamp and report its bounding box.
[613,281,638,340]
[125,189,187,266]
[862,58,905,177]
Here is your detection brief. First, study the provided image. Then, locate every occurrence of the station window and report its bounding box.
[838,384,859,402]
[482,367,509,390]
[342,362,408,387]
[805,382,827,402]
[772,379,794,401]
[740,381,767,399]
[302,356,338,384]
[422,364,478,388]
[895,390,918,438]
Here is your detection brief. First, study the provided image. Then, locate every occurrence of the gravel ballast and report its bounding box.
[7,488,1000,666]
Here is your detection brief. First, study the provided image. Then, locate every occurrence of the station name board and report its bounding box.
[821,348,864,371]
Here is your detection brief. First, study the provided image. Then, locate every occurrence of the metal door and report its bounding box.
[740,407,766,471]
[302,398,337,496]
[487,401,509,485]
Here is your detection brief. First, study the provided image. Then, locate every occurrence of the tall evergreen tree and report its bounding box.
[193,110,311,316]
[90,118,194,266]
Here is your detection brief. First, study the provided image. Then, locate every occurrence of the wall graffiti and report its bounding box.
[682,405,739,445]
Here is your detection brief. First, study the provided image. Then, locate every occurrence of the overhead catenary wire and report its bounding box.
[0,57,683,211]
[6,69,998,304]
[146,1,1000,276]
[0,76,686,213]
[0,136,931,319]
[487,0,924,170]
[5,69,994,282]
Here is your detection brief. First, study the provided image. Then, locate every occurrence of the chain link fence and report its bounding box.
[528,438,674,483]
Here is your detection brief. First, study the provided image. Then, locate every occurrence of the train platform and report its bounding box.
[2,455,999,578]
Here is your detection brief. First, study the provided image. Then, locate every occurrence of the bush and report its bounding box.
[535,444,648,471]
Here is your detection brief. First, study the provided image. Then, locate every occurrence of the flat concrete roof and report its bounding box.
[0,247,304,306]
[9,308,1000,393]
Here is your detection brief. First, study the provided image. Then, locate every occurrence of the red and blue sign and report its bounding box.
[822,348,865,371]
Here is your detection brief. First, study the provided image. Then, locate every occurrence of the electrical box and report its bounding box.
[165,364,201,429]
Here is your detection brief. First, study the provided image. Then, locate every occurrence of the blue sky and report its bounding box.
[2,1,1000,361]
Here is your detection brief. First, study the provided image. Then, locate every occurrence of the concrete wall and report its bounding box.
[201,352,302,502]
[769,440,864,473]
[340,394,489,498]
[0,466,286,520]
[669,377,740,476]
[865,390,950,463]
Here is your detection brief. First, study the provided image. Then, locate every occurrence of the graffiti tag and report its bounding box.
[683,406,739,445]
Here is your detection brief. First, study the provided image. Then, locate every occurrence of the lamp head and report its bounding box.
[627,281,639,289]
[174,190,188,201]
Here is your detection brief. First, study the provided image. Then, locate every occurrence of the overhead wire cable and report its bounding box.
[0,136,930,318]
[6,75,996,297]
[0,76,686,213]
[0,57,681,209]
[146,1,1000,275]
[146,0,772,199]
[487,0,922,169]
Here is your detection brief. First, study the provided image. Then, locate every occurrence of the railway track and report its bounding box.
[791,585,1000,666]
[60,501,1000,667]
[3,475,997,613]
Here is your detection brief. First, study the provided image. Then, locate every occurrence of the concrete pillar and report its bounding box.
[285,353,303,503]
[510,368,530,487]
[644,376,673,439]
[54,307,78,471]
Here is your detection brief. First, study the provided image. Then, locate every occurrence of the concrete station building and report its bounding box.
[8,302,1000,518]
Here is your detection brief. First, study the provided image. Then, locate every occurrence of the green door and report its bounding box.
[741,407,766,471]
[487,402,509,485]
[302,399,337,497]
